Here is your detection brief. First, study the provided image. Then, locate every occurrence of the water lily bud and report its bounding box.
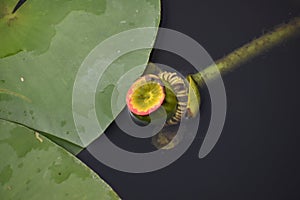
[126,69,201,126]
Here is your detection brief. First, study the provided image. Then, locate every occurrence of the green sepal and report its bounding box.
[186,75,201,118]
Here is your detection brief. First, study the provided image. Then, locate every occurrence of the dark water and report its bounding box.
[78,0,300,199]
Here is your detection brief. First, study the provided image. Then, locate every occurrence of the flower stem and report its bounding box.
[191,17,300,87]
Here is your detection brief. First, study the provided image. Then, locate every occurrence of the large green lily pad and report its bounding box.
[0,119,120,199]
[0,0,161,148]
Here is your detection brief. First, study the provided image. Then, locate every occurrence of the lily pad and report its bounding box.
[0,0,161,148]
[0,119,120,199]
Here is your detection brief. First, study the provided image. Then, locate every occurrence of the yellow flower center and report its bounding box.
[126,75,165,116]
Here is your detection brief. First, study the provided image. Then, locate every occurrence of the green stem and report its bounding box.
[192,17,300,87]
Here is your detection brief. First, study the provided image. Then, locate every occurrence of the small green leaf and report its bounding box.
[0,119,120,199]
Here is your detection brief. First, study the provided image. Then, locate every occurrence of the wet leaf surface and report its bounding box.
[0,0,161,149]
[0,119,120,199]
